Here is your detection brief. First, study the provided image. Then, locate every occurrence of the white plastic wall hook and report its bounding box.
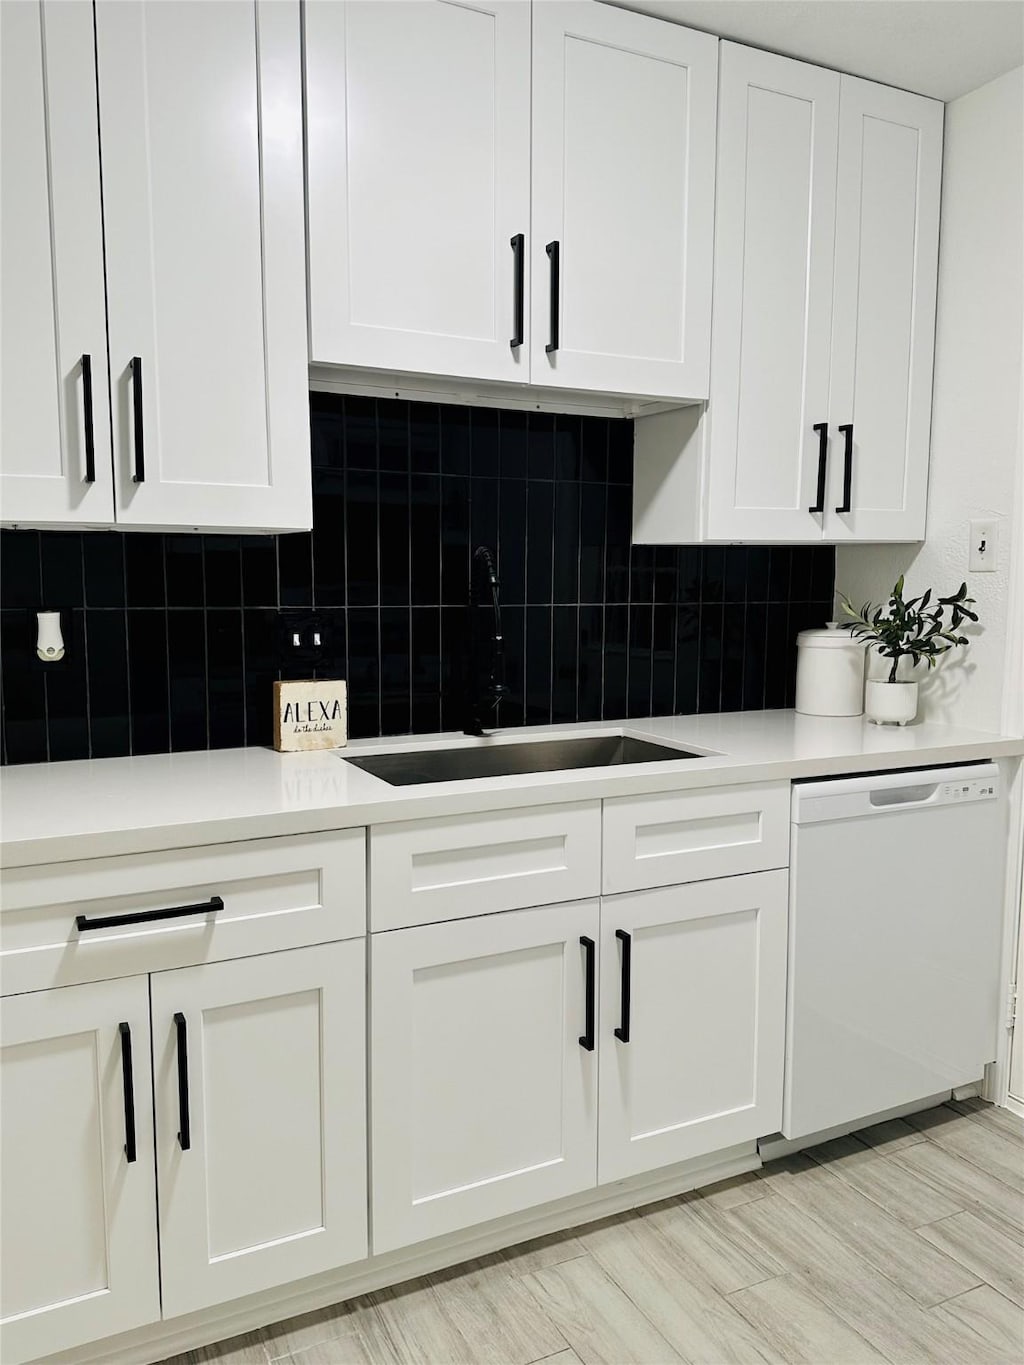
[36,611,65,662]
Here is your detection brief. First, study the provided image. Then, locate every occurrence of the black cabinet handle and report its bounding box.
[614,929,631,1043]
[510,233,525,350]
[808,422,828,514]
[81,354,96,483]
[119,1022,137,1163]
[130,356,145,483]
[835,423,853,514]
[545,241,560,355]
[75,895,224,933]
[579,935,595,1051]
[174,1012,191,1151]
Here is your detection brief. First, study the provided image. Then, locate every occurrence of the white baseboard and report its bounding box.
[42,1143,758,1365]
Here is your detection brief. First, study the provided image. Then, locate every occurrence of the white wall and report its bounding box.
[836,64,1023,733]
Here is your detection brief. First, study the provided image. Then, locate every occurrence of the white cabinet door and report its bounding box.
[0,0,113,527]
[0,978,159,1365]
[96,0,310,532]
[598,871,788,1183]
[306,0,531,384]
[824,77,942,542]
[531,3,717,399]
[371,902,599,1252]
[151,942,367,1317]
[707,43,839,542]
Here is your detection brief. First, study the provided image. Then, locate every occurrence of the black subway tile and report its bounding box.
[84,534,126,608]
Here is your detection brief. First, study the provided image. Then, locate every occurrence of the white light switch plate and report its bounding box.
[969,519,999,572]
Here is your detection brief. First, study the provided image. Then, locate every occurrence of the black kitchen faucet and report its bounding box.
[464,545,509,736]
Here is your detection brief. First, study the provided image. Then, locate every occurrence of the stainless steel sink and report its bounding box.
[342,735,702,786]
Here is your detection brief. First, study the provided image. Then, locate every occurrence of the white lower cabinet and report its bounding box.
[0,977,160,1365]
[598,871,788,1182]
[152,942,368,1317]
[370,902,599,1252]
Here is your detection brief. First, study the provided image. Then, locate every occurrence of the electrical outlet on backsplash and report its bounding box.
[0,394,835,764]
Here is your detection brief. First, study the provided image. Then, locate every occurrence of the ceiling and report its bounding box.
[603,1,1024,100]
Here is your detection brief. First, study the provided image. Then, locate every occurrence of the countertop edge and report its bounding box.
[3,730,1021,871]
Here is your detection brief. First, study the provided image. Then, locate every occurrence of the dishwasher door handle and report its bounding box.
[868,784,938,808]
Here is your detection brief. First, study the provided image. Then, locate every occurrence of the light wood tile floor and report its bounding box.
[160,1101,1024,1365]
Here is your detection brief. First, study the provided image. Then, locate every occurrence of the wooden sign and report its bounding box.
[273,679,348,752]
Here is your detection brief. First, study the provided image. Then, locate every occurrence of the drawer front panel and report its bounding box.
[370,803,601,931]
[602,783,789,893]
[0,831,365,995]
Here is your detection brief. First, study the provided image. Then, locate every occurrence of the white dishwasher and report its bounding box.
[784,763,1007,1140]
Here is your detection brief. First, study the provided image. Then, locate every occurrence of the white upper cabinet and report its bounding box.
[530,2,717,400]
[96,0,311,532]
[306,0,716,404]
[0,976,160,1365]
[641,42,942,544]
[0,0,113,527]
[705,43,840,543]
[305,0,531,384]
[825,78,943,541]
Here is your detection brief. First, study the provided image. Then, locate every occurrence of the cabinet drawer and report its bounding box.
[369,803,601,931]
[0,831,365,995]
[602,782,789,893]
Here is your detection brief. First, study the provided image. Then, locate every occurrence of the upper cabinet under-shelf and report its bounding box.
[634,42,943,545]
[1,0,312,534]
[305,0,718,409]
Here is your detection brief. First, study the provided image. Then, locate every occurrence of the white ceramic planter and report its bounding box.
[865,679,919,726]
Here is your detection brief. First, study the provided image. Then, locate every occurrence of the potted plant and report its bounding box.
[839,577,978,725]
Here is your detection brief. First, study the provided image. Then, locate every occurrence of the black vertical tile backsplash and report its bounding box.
[0,393,835,765]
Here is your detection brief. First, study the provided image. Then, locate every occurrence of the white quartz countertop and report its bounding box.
[2,710,1021,868]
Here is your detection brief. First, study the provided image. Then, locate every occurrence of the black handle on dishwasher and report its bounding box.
[510,233,525,350]
[131,356,145,483]
[614,929,631,1043]
[579,936,596,1051]
[119,1022,137,1163]
[75,896,224,933]
[835,423,853,514]
[808,422,828,514]
[545,241,560,354]
[174,1012,191,1151]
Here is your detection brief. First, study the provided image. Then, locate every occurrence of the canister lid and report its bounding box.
[796,622,866,649]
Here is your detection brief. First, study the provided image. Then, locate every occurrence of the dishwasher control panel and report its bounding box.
[939,776,998,803]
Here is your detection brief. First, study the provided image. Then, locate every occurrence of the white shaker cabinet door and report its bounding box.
[0,977,159,1365]
[0,0,113,526]
[95,0,311,532]
[371,902,599,1252]
[531,2,717,400]
[598,871,788,1183]
[151,942,367,1318]
[306,0,531,383]
[707,43,839,542]
[824,77,942,542]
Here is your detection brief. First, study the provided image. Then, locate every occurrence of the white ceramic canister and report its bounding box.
[795,623,866,717]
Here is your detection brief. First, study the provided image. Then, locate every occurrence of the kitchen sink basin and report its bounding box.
[342,735,702,786]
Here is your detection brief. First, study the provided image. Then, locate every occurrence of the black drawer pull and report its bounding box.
[510,233,525,350]
[81,354,96,483]
[130,356,145,483]
[579,935,595,1051]
[75,895,224,933]
[545,240,560,355]
[835,423,853,514]
[614,929,631,1043]
[174,1012,191,1151]
[119,1022,137,1163]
